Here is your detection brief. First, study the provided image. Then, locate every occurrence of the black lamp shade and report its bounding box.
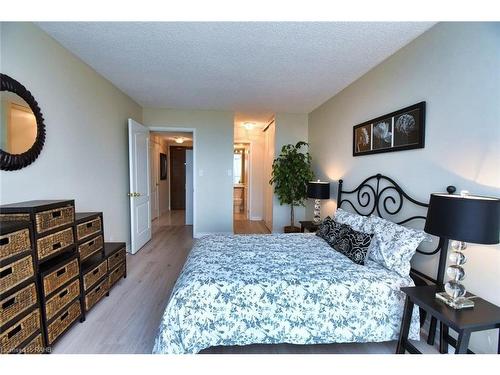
[424,193,500,245]
[307,181,330,199]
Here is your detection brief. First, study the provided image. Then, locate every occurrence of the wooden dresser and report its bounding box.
[0,201,127,354]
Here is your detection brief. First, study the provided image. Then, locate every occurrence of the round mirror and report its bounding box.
[0,74,46,171]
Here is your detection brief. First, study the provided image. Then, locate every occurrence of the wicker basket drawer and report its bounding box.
[0,255,34,295]
[18,333,44,354]
[79,235,103,261]
[108,247,126,271]
[85,278,108,312]
[108,262,125,288]
[0,283,37,327]
[76,217,102,241]
[0,214,30,223]
[83,260,107,291]
[37,227,74,261]
[35,206,74,234]
[0,229,31,263]
[42,258,79,297]
[47,300,81,345]
[0,308,40,354]
[45,278,80,320]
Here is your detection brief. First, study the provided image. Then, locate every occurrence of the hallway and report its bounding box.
[233,214,270,234]
[153,210,186,228]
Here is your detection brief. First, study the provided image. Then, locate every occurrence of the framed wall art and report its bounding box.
[353,101,425,156]
[160,152,167,180]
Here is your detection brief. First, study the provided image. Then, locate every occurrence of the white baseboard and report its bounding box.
[250,216,262,221]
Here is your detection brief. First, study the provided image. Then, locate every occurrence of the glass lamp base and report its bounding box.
[435,292,474,309]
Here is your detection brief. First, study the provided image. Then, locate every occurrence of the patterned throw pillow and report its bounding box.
[332,225,373,265]
[316,216,373,265]
[334,208,368,231]
[362,215,432,277]
[316,216,345,244]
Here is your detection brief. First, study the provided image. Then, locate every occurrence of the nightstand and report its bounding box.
[396,285,500,354]
[299,221,320,233]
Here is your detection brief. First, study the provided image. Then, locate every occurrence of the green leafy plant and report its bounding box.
[270,141,314,230]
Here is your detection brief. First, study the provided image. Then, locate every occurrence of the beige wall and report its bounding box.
[308,22,500,353]
[273,113,309,232]
[0,22,143,248]
[142,107,234,236]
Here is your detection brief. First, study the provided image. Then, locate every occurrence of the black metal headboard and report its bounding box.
[336,173,456,285]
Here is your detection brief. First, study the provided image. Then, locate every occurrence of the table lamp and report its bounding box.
[307,180,330,224]
[424,191,499,309]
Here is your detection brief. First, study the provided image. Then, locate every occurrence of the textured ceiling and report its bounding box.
[37,22,435,113]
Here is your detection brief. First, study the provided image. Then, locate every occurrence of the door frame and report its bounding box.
[149,137,160,221]
[149,127,197,236]
[169,145,192,210]
[233,140,253,220]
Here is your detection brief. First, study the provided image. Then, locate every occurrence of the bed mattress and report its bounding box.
[152,233,420,354]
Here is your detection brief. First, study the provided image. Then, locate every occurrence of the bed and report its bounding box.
[152,174,449,354]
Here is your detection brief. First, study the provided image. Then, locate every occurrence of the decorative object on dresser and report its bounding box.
[307,180,330,224]
[0,201,127,354]
[0,220,44,354]
[270,141,314,233]
[353,102,425,156]
[0,73,47,171]
[424,191,500,309]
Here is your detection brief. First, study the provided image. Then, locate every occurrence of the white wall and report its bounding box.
[308,22,500,353]
[0,22,142,248]
[142,108,234,236]
[272,113,309,232]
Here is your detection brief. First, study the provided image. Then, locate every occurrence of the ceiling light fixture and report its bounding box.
[174,137,185,144]
[243,122,255,130]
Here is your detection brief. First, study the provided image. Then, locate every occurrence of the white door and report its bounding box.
[128,119,152,254]
[185,149,193,225]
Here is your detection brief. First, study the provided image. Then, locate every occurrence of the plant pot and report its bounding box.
[284,226,301,233]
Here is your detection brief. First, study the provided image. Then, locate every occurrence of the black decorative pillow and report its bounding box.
[316,216,348,243]
[316,217,373,265]
[331,225,373,265]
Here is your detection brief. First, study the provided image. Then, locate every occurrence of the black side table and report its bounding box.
[397,285,500,354]
[299,220,320,233]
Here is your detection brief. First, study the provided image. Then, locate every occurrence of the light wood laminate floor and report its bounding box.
[52,213,438,354]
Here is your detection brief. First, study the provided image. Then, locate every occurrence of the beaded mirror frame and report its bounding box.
[1,73,46,171]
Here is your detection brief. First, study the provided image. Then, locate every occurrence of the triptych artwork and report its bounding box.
[353,102,426,156]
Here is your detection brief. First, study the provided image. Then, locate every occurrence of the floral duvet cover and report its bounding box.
[152,234,420,354]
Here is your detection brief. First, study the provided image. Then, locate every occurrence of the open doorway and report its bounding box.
[233,113,274,234]
[150,131,193,229]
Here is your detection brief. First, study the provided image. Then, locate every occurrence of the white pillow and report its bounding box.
[362,215,431,277]
[334,208,367,231]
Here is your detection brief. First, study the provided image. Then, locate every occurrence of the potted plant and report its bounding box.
[270,141,314,233]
